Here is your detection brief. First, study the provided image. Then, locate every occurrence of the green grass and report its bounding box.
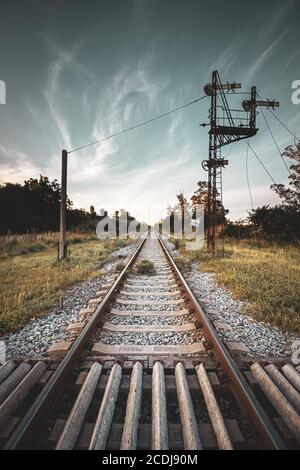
[177,239,300,335]
[0,232,97,259]
[0,235,132,335]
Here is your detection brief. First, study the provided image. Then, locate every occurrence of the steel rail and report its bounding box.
[4,233,286,450]
[158,236,286,450]
[4,236,147,450]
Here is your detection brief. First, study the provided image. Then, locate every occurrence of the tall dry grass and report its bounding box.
[0,236,131,334]
[177,239,300,334]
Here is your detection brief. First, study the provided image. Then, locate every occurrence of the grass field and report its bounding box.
[176,239,300,335]
[0,233,132,335]
[0,232,96,259]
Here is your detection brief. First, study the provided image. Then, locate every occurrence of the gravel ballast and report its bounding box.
[98,238,201,347]
[3,233,298,361]
[96,330,203,346]
[185,266,299,358]
[106,313,195,326]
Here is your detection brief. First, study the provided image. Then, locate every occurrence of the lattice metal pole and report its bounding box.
[207,71,218,253]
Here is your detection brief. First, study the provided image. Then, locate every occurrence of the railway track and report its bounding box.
[0,232,300,450]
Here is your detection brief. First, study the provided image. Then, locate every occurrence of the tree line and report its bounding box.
[0,175,137,235]
[1,142,299,241]
[161,141,300,242]
[226,142,300,242]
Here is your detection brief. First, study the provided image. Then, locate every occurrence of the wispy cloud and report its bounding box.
[43,39,96,152]
[70,49,170,180]
[44,51,74,150]
[244,31,287,86]
[2,3,297,226]
[168,113,184,145]
[280,47,300,75]
[257,0,295,45]
[209,40,242,76]
[91,52,169,139]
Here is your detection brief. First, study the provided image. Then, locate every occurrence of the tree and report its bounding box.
[90,206,97,219]
[176,191,187,236]
[0,176,62,233]
[271,142,300,211]
[190,181,228,228]
[0,175,95,234]
[223,219,252,239]
[247,205,300,241]
[190,181,209,209]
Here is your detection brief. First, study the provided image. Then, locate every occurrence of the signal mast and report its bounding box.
[201,70,279,254]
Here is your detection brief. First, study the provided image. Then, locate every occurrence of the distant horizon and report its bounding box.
[0,170,280,227]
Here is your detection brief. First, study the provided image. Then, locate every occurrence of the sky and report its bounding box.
[0,0,299,224]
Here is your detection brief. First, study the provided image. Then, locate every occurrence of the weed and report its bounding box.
[136,259,156,276]
[174,256,192,273]
[115,262,125,272]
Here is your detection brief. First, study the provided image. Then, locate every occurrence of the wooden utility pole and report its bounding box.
[58,149,68,259]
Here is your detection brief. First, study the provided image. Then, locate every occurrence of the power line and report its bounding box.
[246,141,277,185]
[259,106,291,175]
[68,95,207,154]
[245,142,254,211]
[269,109,300,142]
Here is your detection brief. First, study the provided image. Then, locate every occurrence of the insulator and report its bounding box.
[204,84,214,96]
[242,100,251,112]
[201,161,209,171]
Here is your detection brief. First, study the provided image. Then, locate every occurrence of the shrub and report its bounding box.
[26,242,47,253]
[6,240,19,250]
[175,256,192,273]
[115,262,125,272]
[71,237,83,244]
[136,259,156,276]
[174,239,180,250]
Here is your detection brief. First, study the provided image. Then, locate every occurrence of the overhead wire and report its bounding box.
[245,142,254,211]
[259,106,291,175]
[65,87,296,214]
[68,95,208,154]
[268,109,300,142]
[246,141,277,185]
